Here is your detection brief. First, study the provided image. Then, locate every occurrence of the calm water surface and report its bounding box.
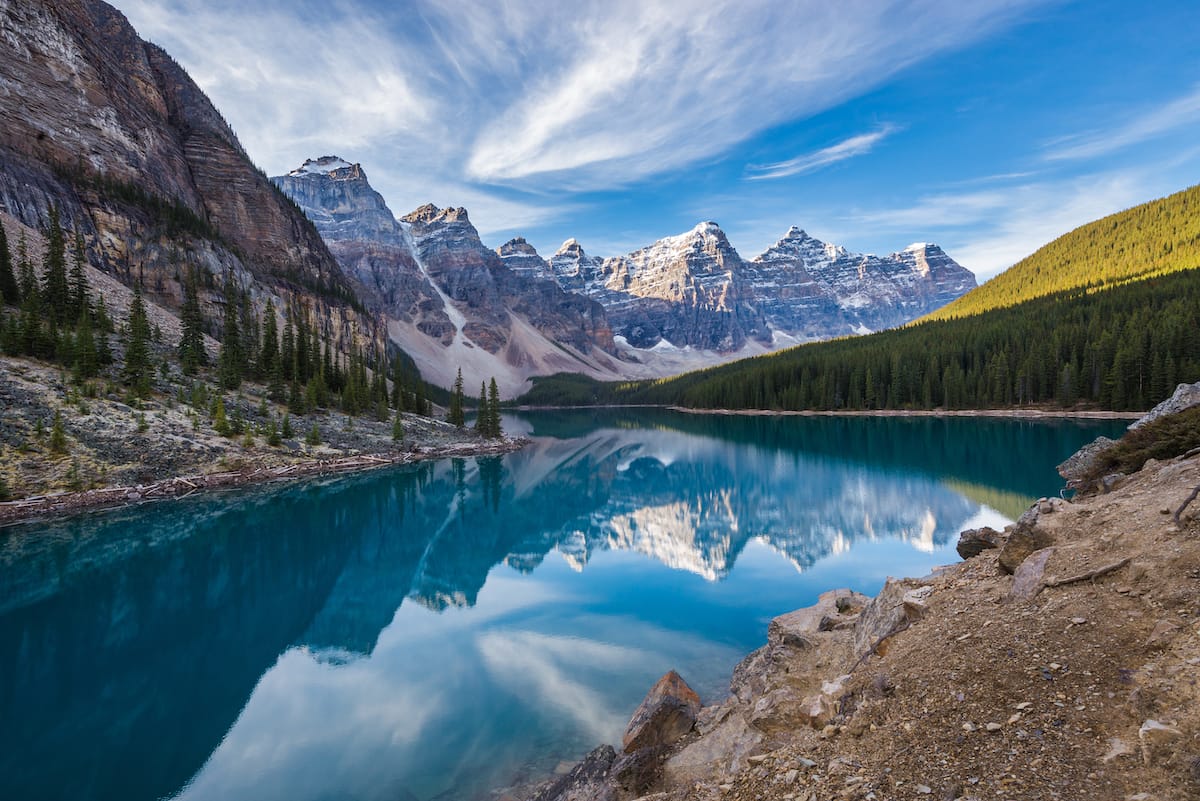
[0,410,1126,801]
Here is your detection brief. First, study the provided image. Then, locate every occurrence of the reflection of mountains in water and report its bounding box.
[0,411,1109,801]
[493,425,979,581]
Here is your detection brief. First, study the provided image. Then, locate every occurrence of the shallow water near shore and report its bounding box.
[0,410,1126,801]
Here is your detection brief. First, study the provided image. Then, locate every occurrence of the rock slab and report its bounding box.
[1129,381,1200,429]
[998,508,1055,574]
[622,670,702,753]
[957,526,1004,559]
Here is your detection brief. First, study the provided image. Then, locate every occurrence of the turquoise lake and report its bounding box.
[0,410,1127,801]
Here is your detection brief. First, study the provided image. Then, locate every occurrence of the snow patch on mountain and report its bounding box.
[289,156,354,175]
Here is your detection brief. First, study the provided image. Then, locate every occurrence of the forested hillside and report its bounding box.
[520,268,1200,412]
[925,183,1200,320]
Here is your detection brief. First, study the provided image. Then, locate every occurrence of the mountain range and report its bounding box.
[0,0,974,398]
[273,156,976,394]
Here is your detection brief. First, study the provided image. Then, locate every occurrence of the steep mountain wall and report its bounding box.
[0,0,376,355]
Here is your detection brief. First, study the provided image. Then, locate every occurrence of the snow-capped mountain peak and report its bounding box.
[289,155,355,176]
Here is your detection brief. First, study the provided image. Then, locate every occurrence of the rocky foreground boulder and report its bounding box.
[527,447,1200,801]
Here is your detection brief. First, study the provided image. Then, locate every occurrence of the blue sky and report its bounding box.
[114,0,1200,279]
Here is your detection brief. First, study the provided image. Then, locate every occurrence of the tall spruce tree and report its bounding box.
[179,267,207,375]
[487,377,502,439]
[391,355,406,410]
[281,313,295,382]
[73,307,98,381]
[217,270,242,389]
[68,231,90,322]
[16,233,36,301]
[239,288,259,377]
[94,296,113,365]
[0,222,17,305]
[448,367,465,427]
[261,303,283,401]
[40,207,69,325]
[122,285,152,396]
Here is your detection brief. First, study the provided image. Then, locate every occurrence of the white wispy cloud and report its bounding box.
[745,125,899,180]
[461,1,1045,188]
[112,0,1046,202]
[1044,84,1200,161]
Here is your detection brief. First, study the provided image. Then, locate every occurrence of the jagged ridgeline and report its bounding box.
[925,183,1200,320]
[521,187,1200,412]
[0,0,380,365]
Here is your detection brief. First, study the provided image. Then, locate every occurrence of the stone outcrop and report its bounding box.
[997,506,1056,573]
[1129,381,1200,429]
[528,745,617,801]
[622,670,701,753]
[0,0,375,359]
[956,525,1004,559]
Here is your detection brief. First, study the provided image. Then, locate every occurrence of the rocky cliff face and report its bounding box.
[548,223,975,350]
[748,227,977,336]
[272,158,454,342]
[595,222,771,351]
[0,0,373,354]
[274,161,620,395]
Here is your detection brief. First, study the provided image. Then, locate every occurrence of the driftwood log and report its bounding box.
[1175,484,1200,526]
[1043,557,1132,588]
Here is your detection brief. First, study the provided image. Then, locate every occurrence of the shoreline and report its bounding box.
[666,405,1144,420]
[514,402,1145,420]
[0,437,528,529]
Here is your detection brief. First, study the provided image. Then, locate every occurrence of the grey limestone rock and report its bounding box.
[1129,381,1200,429]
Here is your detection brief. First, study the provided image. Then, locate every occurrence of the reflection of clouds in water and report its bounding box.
[175,648,442,801]
[476,631,638,743]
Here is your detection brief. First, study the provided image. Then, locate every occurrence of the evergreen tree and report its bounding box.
[267,418,282,447]
[294,309,309,383]
[261,303,283,400]
[179,267,207,375]
[93,296,113,366]
[1,308,17,354]
[68,231,90,322]
[217,270,242,390]
[288,379,305,414]
[122,285,152,396]
[281,313,295,382]
[0,221,17,305]
[240,288,259,378]
[391,355,405,410]
[487,377,502,439]
[212,396,230,436]
[16,233,36,301]
[73,307,98,381]
[41,207,70,325]
[474,381,487,435]
[18,281,43,358]
[448,367,465,426]
[50,409,67,454]
[414,382,428,418]
[392,407,405,441]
